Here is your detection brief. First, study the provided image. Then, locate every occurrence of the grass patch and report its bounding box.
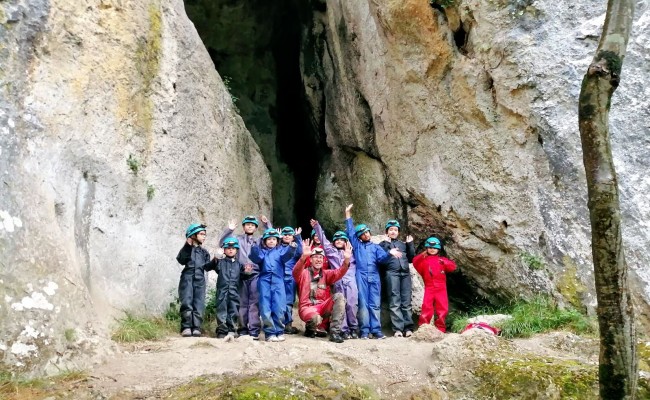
[498,297,595,338]
[0,370,88,400]
[449,297,595,338]
[146,183,155,201]
[164,363,376,399]
[111,312,176,343]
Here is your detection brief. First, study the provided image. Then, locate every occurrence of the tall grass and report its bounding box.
[498,297,595,338]
[449,296,595,338]
[111,312,176,343]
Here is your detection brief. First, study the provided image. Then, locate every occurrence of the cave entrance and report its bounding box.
[184,0,324,229]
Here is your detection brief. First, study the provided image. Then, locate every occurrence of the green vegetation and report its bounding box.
[146,183,155,201]
[448,296,595,338]
[111,312,176,343]
[165,363,375,399]
[475,356,598,399]
[127,154,140,174]
[520,251,545,270]
[0,370,88,400]
[64,328,76,342]
[222,75,239,104]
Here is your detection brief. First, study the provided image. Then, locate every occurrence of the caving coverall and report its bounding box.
[314,223,358,335]
[346,218,391,337]
[250,243,298,338]
[176,243,216,332]
[211,255,243,335]
[282,235,303,326]
[219,221,272,337]
[379,238,415,334]
[412,252,457,332]
[292,256,349,334]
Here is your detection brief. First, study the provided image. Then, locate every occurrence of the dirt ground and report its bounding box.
[83,329,605,399]
[89,333,440,399]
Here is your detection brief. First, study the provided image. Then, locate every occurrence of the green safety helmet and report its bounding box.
[281,227,295,236]
[241,215,259,227]
[385,220,401,232]
[424,237,442,249]
[185,223,206,238]
[310,229,318,238]
[262,228,281,240]
[332,231,349,242]
[354,224,371,238]
[222,237,240,249]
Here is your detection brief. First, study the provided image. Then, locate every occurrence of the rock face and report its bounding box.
[303,0,650,320]
[0,0,271,373]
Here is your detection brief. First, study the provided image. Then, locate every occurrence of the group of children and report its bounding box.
[175,204,457,342]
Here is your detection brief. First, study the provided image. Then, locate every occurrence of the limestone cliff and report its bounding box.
[304,0,649,319]
[0,0,271,374]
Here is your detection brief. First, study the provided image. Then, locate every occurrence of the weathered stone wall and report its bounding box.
[303,0,649,319]
[0,0,271,374]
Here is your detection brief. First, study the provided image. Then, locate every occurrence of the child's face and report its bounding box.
[333,239,346,249]
[386,227,399,239]
[265,237,278,248]
[311,236,321,245]
[359,231,371,242]
[224,247,237,257]
[426,248,439,255]
[282,235,293,244]
[194,231,207,245]
[243,223,257,234]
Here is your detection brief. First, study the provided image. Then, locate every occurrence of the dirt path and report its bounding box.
[88,334,439,399]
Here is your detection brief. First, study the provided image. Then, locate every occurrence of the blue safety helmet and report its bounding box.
[354,224,371,238]
[310,229,318,238]
[424,237,442,249]
[222,237,240,249]
[241,215,259,227]
[185,223,207,238]
[281,227,295,236]
[332,231,349,242]
[385,219,401,232]
[262,228,281,240]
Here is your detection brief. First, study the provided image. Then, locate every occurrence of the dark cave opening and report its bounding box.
[184,0,325,229]
[186,0,497,322]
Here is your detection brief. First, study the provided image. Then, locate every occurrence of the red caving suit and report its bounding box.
[413,252,457,332]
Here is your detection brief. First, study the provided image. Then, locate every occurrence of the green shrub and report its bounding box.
[127,154,140,174]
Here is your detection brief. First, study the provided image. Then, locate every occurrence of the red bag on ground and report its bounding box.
[460,322,501,336]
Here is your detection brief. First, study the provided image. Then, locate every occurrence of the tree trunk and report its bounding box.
[578,0,637,398]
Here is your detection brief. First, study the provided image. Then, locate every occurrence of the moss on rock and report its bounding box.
[557,256,588,311]
[164,363,375,399]
[474,355,598,399]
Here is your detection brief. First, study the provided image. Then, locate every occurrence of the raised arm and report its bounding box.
[325,242,352,284]
[406,236,415,263]
[261,215,273,230]
[218,219,237,246]
[176,242,193,265]
[441,257,457,273]
[292,239,313,281]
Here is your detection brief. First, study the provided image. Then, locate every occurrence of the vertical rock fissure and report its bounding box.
[184,0,326,227]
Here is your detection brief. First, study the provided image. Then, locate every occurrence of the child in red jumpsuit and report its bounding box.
[413,237,456,332]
